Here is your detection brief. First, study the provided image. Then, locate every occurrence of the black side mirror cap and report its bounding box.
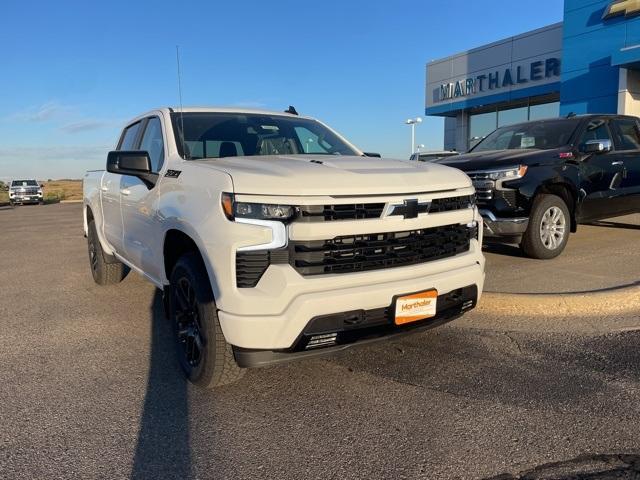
[106,151,158,188]
[363,152,381,158]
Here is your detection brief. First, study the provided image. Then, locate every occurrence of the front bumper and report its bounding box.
[233,284,477,368]
[218,250,485,351]
[480,209,529,237]
[10,196,42,204]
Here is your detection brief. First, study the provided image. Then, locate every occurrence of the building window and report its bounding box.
[469,111,497,149]
[498,106,528,128]
[467,98,560,150]
[529,102,560,121]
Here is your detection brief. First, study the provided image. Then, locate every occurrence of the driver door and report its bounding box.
[577,118,626,222]
[102,121,143,254]
[121,116,165,281]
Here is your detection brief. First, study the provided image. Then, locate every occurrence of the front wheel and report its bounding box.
[520,194,570,259]
[169,253,245,388]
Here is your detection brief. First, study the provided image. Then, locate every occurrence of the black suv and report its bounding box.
[438,114,640,259]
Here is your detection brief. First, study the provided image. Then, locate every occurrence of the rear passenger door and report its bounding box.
[102,121,142,254]
[609,117,640,213]
[121,116,165,280]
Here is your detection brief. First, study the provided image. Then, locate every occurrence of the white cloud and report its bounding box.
[59,120,110,133]
[10,101,74,123]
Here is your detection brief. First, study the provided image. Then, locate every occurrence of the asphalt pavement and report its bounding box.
[0,203,639,480]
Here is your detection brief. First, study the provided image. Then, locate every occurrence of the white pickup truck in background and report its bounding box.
[83,107,485,388]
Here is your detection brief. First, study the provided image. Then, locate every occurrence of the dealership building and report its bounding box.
[426,0,640,152]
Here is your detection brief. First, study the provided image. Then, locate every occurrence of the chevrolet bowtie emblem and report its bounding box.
[388,199,431,219]
[603,0,640,19]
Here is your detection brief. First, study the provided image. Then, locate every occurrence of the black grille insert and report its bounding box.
[429,195,474,213]
[291,224,472,276]
[298,203,385,222]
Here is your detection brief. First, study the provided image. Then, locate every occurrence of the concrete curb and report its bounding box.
[478,282,640,317]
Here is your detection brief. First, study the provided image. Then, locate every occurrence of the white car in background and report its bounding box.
[9,179,44,205]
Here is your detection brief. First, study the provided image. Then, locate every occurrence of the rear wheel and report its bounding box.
[169,253,245,388]
[520,194,570,259]
[87,220,129,285]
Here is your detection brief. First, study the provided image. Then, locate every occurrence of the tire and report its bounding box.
[520,194,570,259]
[87,220,129,285]
[169,253,245,388]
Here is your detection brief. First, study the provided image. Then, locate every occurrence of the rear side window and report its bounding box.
[139,117,165,172]
[611,118,640,150]
[119,122,142,150]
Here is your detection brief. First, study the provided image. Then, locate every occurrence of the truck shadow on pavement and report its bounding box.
[130,290,193,480]
[484,453,640,479]
[588,220,640,231]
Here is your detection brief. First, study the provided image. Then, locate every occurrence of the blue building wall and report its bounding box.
[560,0,640,115]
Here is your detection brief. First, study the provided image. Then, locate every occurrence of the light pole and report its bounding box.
[405,117,422,155]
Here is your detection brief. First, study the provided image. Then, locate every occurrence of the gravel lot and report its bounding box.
[0,203,639,479]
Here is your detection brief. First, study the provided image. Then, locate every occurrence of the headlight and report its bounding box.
[221,193,296,221]
[485,165,528,180]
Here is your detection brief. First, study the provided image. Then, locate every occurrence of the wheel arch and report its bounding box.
[534,182,578,233]
[162,228,220,298]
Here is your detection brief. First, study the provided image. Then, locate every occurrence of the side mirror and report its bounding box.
[581,139,612,154]
[363,152,381,158]
[106,151,158,188]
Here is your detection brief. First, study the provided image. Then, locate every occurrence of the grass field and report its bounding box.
[43,180,82,202]
[0,179,82,205]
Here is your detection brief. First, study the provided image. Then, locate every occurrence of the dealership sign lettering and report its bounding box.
[438,58,561,102]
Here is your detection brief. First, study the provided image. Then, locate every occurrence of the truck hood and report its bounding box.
[191,155,471,196]
[436,148,563,171]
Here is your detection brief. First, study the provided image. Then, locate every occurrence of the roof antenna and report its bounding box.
[175,45,189,159]
[285,105,298,115]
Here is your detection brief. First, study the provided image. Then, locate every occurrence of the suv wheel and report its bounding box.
[520,194,570,259]
[87,220,129,285]
[169,253,245,388]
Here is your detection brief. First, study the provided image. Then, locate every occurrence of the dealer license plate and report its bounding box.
[394,289,438,325]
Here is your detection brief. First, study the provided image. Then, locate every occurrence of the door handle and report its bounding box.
[120,189,131,196]
[100,186,109,192]
[611,161,624,166]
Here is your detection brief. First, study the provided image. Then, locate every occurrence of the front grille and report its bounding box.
[291,224,472,276]
[298,203,385,222]
[467,173,494,203]
[12,188,39,196]
[297,194,472,222]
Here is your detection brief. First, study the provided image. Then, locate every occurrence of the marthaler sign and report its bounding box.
[438,57,561,102]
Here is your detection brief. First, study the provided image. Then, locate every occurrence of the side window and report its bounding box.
[611,118,640,151]
[579,119,612,145]
[119,121,142,150]
[139,117,165,172]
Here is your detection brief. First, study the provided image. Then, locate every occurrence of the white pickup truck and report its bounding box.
[83,107,485,388]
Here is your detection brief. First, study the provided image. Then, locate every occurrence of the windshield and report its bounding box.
[171,112,359,159]
[11,180,38,187]
[471,119,580,152]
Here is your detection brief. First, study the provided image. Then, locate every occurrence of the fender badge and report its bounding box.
[165,170,182,178]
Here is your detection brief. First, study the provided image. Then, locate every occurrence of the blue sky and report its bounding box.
[0,0,564,180]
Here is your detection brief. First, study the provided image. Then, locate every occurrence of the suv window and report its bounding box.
[580,119,612,146]
[139,117,165,172]
[610,118,640,150]
[119,121,142,150]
